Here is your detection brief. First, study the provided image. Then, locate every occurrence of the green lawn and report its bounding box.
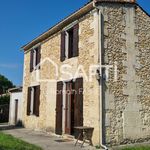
[121,146,150,150]
[0,132,42,150]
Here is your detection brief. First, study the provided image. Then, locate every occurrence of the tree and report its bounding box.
[0,75,14,123]
[0,95,10,105]
[0,74,15,94]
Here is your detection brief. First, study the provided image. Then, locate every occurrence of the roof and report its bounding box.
[22,0,146,51]
[0,93,9,97]
[8,87,22,93]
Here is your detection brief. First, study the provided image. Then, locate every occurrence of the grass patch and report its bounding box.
[121,146,150,150]
[0,132,42,150]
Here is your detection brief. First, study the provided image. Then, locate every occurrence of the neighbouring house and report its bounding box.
[8,87,23,125]
[21,0,150,147]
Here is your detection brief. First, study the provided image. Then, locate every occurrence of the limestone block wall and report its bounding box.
[102,3,150,146]
[135,6,150,140]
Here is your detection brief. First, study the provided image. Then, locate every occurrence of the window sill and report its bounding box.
[28,114,39,117]
[30,68,40,73]
[62,56,78,63]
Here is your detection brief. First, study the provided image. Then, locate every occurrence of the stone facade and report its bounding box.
[102,3,150,146]
[23,10,101,145]
[22,1,150,147]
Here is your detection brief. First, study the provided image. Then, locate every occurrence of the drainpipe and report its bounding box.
[93,1,108,150]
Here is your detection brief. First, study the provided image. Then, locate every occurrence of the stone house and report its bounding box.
[21,0,150,147]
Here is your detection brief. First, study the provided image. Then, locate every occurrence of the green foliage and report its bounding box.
[95,145,101,149]
[121,146,150,150]
[0,74,15,94]
[0,132,42,150]
[0,95,10,105]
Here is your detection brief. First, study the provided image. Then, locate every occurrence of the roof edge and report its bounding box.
[22,0,138,51]
[22,1,93,51]
[8,87,22,93]
[136,3,150,17]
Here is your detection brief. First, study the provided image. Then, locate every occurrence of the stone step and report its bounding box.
[0,124,15,130]
[62,134,75,140]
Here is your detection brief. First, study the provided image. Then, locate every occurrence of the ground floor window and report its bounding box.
[27,85,40,117]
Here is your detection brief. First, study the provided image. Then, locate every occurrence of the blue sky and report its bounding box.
[0,0,149,86]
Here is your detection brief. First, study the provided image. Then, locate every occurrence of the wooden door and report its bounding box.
[15,99,18,124]
[74,78,83,139]
[65,82,72,134]
[55,81,63,135]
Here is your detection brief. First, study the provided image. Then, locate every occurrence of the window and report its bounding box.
[27,85,40,117]
[60,24,79,62]
[30,46,41,72]
[66,28,74,58]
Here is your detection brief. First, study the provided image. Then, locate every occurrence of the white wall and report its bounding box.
[9,92,23,125]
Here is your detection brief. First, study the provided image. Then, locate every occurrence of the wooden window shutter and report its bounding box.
[36,46,41,68]
[74,78,83,139]
[73,24,79,57]
[34,85,40,117]
[27,87,31,116]
[60,31,66,62]
[30,50,34,72]
[55,81,63,135]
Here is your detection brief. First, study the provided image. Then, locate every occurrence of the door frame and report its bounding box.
[56,78,83,136]
[15,99,18,124]
[65,81,72,134]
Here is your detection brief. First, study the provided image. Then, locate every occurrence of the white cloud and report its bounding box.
[0,64,19,69]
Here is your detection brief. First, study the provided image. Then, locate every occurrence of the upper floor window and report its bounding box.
[30,46,41,72]
[60,24,79,62]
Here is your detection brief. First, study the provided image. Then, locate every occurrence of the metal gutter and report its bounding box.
[93,1,108,149]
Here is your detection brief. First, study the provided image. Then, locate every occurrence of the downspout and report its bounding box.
[93,1,108,150]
